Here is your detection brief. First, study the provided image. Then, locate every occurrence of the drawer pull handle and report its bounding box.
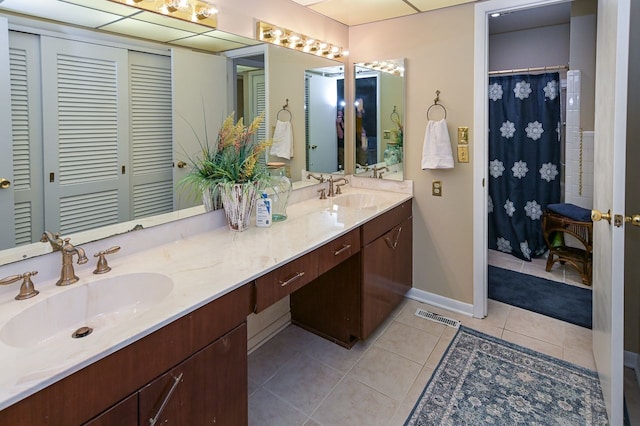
[333,244,352,256]
[149,372,183,425]
[384,226,403,250]
[279,271,305,287]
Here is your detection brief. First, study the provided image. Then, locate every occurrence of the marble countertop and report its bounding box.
[0,181,412,410]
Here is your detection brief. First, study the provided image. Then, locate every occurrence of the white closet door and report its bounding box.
[8,31,44,246]
[307,73,337,173]
[0,18,14,250]
[41,36,129,235]
[172,48,228,210]
[248,70,266,138]
[129,51,173,219]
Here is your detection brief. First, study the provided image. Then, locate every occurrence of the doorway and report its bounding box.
[485,3,595,305]
[474,1,631,424]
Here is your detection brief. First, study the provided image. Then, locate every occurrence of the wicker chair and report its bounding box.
[542,209,593,285]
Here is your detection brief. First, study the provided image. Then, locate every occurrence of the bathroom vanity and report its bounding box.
[0,183,412,425]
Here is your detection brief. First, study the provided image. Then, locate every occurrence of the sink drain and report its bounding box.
[72,326,93,339]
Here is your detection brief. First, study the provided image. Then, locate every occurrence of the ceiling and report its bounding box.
[291,0,571,30]
[291,0,478,26]
[0,0,572,52]
[0,0,262,53]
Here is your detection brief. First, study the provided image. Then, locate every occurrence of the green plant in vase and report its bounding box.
[179,111,272,231]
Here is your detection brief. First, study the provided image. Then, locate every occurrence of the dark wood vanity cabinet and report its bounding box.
[361,201,413,340]
[0,284,251,426]
[292,201,413,346]
[136,324,247,426]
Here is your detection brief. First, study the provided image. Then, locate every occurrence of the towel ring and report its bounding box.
[277,98,292,122]
[277,108,292,121]
[390,105,400,124]
[427,90,447,120]
[427,103,447,120]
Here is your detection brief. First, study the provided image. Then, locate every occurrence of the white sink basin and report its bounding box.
[0,272,173,348]
[331,193,381,209]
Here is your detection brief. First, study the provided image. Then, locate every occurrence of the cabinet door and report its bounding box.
[394,216,413,291]
[361,216,412,340]
[83,394,138,426]
[138,324,247,426]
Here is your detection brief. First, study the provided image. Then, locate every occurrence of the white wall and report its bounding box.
[350,5,476,304]
[489,24,570,71]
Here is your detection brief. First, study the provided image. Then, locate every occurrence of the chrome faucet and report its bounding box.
[56,238,88,286]
[371,165,389,179]
[327,176,349,197]
[40,231,64,251]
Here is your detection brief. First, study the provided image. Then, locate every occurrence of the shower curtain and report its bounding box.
[488,73,561,261]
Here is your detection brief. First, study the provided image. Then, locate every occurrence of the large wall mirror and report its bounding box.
[0,1,344,265]
[353,59,405,181]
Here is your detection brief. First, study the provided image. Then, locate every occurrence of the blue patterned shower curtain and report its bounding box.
[488,73,561,261]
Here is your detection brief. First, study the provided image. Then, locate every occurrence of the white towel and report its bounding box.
[421,119,454,169]
[270,120,293,159]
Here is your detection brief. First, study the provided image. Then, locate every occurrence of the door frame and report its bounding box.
[472,0,572,319]
[0,17,15,249]
[473,1,626,424]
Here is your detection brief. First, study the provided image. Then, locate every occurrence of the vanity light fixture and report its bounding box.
[356,60,404,77]
[108,0,218,28]
[257,21,347,62]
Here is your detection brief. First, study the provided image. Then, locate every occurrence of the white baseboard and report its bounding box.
[405,288,474,317]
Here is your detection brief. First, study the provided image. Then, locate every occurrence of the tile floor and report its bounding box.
[248,298,598,425]
[247,251,639,425]
[487,248,590,289]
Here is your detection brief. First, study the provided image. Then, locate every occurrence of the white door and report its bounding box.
[590,1,629,424]
[307,74,337,173]
[41,36,130,235]
[0,17,13,249]
[172,48,228,210]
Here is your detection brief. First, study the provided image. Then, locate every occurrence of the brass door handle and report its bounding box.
[591,209,611,224]
[0,178,10,189]
[176,160,187,168]
[626,215,640,227]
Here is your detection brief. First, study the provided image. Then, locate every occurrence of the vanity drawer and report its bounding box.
[254,252,319,313]
[361,200,412,245]
[316,228,361,275]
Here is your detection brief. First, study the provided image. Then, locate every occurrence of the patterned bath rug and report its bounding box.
[404,326,608,425]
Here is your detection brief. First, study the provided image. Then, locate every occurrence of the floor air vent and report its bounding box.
[414,308,461,329]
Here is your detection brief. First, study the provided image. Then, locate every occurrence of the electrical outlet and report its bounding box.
[457,146,469,163]
[432,181,442,196]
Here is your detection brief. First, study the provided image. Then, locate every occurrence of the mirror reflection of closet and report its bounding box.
[353,59,405,180]
[304,65,345,174]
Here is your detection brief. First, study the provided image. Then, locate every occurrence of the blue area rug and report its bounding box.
[405,326,608,425]
[488,265,592,329]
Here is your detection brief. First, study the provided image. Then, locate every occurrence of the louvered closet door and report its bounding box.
[247,70,266,166]
[129,51,173,219]
[41,36,129,235]
[0,18,14,249]
[8,31,44,247]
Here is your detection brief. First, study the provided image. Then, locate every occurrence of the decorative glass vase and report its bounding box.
[267,162,292,222]
[383,141,401,166]
[219,182,259,232]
